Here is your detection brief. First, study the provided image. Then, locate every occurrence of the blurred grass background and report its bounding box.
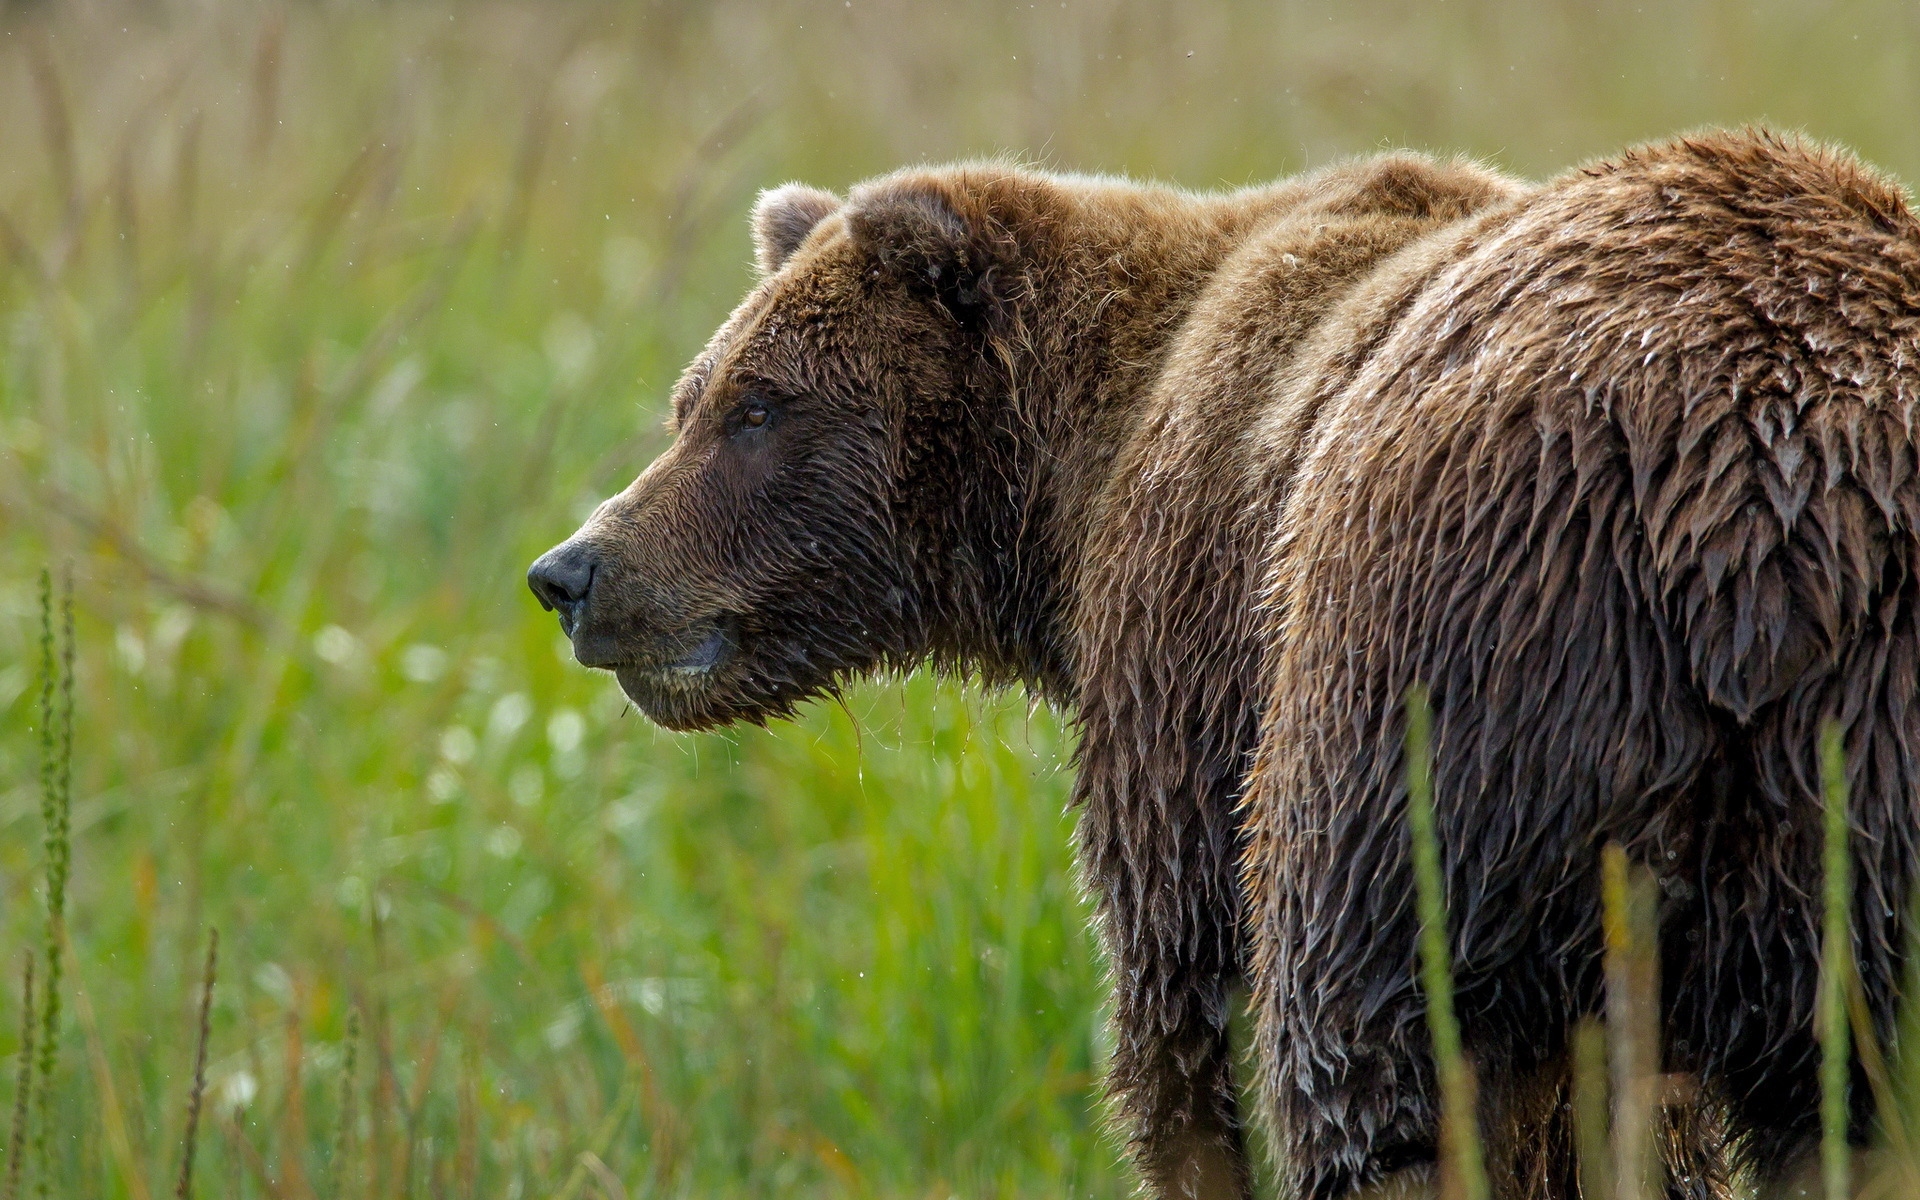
[4,1,1920,1196]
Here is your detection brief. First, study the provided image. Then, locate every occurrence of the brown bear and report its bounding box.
[528,129,1920,1200]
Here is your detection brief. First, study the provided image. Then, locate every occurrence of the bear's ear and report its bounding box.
[846,179,1006,322]
[752,184,841,276]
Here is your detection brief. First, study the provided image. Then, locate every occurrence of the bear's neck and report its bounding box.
[958,188,1299,702]
[930,156,1528,711]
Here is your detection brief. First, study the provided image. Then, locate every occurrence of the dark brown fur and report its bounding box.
[528,130,1920,1199]
[1244,131,1920,1199]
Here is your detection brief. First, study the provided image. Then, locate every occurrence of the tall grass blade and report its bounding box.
[1404,684,1489,1200]
[62,933,151,1200]
[1601,843,1661,1200]
[329,1006,360,1198]
[1572,1017,1614,1200]
[31,568,73,1200]
[1845,971,1919,1194]
[546,1071,639,1200]
[26,41,78,229]
[1819,721,1852,1200]
[175,930,218,1200]
[248,13,285,160]
[4,954,34,1200]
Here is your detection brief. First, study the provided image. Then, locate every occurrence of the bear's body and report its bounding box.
[530,131,1920,1199]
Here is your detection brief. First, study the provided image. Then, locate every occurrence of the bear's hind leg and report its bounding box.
[1677,688,1916,1194]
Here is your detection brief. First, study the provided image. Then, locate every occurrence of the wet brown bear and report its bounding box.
[529,130,1920,1199]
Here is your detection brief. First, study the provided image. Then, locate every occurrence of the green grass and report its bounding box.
[7,1,1920,1195]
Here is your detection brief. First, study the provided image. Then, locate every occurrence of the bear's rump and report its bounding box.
[1240,130,1920,1192]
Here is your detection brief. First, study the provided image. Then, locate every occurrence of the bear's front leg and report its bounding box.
[1076,772,1254,1200]
[1105,960,1251,1200]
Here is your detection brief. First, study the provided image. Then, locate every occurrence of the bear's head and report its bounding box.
[528,169,1051,730]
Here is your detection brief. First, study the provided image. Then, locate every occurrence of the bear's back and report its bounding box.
[1263,129,1920,718]
[1073,152,1530,697]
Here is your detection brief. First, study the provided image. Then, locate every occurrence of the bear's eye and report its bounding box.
[741,403,769,429]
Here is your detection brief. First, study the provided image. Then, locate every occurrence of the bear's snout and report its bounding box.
[529,539,633,670]
[527,539,599,632]
[527,533,731,690]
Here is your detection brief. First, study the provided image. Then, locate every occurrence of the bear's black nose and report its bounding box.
[527,541,599,633]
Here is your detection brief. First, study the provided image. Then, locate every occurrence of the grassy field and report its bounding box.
[6,1,1920,1196]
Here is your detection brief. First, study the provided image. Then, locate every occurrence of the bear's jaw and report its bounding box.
[608,616,736,681]
[604,610,812,730]
[662,624,733,676]
[613,660,725,728]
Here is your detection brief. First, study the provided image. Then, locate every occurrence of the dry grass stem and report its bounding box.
[175,930,218,1200]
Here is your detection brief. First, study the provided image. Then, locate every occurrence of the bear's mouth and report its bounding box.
[661,623,732,676]
[613,616,737,692]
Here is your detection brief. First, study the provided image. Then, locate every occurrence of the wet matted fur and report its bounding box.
[529,129,1920,1199]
